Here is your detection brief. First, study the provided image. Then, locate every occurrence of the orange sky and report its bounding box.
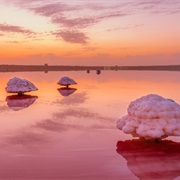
[0,0,180,65]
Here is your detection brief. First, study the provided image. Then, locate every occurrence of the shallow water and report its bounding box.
[0,70,179,180]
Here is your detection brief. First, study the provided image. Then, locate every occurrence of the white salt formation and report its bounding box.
[6,77,38,95]
[57,76,77,87]
[116,94,180,139]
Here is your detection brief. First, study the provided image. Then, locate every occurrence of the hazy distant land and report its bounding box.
[0,64,180,73]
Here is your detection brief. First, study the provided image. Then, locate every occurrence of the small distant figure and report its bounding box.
[5,77,38,96]
[57,76,77,88]
[96,70,101,75]
[87,70,90,73]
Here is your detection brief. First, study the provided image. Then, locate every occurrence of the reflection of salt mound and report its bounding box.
[117,94,180,139]
[6,95,38,111]
[116,139,180,180]
[57,87,77,97]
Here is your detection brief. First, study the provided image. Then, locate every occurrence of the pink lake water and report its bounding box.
[0,70,179,180]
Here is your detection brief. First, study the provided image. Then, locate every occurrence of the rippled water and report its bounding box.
[0,70,179,179]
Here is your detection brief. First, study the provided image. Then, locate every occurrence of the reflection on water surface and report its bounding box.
[117,139,180,180]
[6,95,38,111]
[0,70,179,179]
[57,87,77,97]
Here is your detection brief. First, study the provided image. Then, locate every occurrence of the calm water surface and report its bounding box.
[0,70,180,180]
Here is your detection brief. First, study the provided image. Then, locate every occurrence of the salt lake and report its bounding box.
[0,70,179,180]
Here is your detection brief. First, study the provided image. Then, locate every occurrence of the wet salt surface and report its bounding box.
[0,71,179,180]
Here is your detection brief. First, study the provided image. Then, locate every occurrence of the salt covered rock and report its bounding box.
[6,77,38,95]
[57,76,77,87]
[116,94,180,139]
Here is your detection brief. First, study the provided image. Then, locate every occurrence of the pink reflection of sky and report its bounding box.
[0,129,129,179]
[0,71,179,179]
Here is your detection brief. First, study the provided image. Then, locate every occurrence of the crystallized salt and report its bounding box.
[117,94,180,139]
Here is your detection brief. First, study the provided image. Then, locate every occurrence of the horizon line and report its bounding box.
[0,64,180,73]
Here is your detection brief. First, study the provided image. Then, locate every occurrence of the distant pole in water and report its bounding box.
[96,70,101,75]
[87,70,90,73]
[44,63,48,73]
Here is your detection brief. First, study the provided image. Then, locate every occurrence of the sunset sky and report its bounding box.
[0,0,180,65]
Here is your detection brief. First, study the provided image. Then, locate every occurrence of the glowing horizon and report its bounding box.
[0,0,180,65]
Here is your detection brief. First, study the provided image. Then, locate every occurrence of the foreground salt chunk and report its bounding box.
[116,94,180,139]
[57,76,77,87]
[5,77,38,95]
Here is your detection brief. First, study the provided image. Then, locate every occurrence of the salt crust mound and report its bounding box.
[116,94,180,139]
[57,76,77,86]
[6,77,38,93]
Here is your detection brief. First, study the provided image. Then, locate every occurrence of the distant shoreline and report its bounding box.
[0,64,180,73]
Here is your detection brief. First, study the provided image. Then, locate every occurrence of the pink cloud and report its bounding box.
[31,4,131,45]
[51,15,99,29]
[52,30,88,44]
[2,0,48,7]
[3,0,180,18]
[0,1,134,45]
[30,3,81,16]
[2,0,180,46]
[98,11,130,19]
[50,11,130,30]
[0,23,36,35]
[107,24,144,32]
[31,3,131,28]
[134,0,180,14]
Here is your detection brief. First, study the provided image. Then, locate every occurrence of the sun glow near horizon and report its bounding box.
[0,0,180,65]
